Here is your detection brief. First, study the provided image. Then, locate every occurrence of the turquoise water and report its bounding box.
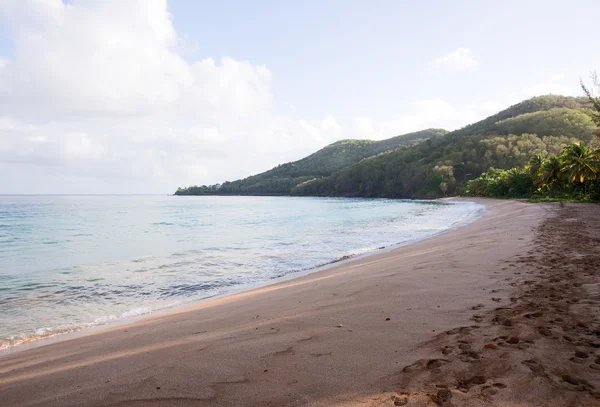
[0,195,484,349]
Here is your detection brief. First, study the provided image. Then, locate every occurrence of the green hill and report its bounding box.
[291,95,596,198]
[175,128,447,195]
[175,95,597,198]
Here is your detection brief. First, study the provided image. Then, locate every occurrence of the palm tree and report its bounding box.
[528,154,544,182]
[540,156,562,188]
[560,142,598,193]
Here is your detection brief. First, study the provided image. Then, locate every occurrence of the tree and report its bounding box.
[581,72,600,127]
[540,156,562,188]
[439,182,448,196]
[528,154,544,182]
[560,142,597,194]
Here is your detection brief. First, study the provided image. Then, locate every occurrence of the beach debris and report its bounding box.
[386,317,390,321]
[156,387,160,390]
[484,343,497,349]
[337,324,343,328]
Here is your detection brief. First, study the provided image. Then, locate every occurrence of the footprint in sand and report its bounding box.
[481,386,498,397]
[458,351,482,362]
[561,374,596,392]
[457,376,487,393]
[522,359,545,374]
[441,346,453,355]
[524,311,543,319]
[273,346,294,356]
[426,359,450,369]
[431,388,452,404]
[471,314,484,323]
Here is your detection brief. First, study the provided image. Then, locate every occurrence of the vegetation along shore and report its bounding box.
[176,77,600,203]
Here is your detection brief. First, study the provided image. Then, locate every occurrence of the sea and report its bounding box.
[0,195,485,350]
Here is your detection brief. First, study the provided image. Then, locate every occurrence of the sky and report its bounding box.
[0,0,598,194]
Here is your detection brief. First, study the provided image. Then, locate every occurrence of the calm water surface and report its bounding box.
[0,195,484,349]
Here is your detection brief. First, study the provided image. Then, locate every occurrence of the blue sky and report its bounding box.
[168,0,598,119]
[0,0,598,193]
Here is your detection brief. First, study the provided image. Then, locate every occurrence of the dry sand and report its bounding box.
[1,198,599,406]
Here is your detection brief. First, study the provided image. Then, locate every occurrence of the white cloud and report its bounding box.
[321,115,341,132]
[522,72,578,97]
[432,48,478,71]
[0,2,578,195]
[0,0,194,118]
[64,133,104,159]
[354,117,375,134]
[352,99,504,140]
[0,0,347,193]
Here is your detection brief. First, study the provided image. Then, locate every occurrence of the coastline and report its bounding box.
[0,198,484,354]
[4,198,597,406]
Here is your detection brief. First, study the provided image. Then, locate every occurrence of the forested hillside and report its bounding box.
[175,128,446,195]
[176,95,597,199]
[291,96,596,198]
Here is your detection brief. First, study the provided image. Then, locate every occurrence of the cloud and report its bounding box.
[0,0,347,193]
[351,99,506,140]
[432,48,478,71]
[0,2,577,195]
[321,115,341,132]
[0,0,194,118]
[522,72,578,97]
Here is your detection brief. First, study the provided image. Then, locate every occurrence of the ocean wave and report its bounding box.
[0,304,176,351]
[0,197,485,351]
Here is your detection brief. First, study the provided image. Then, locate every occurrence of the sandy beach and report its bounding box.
[1,198,599,406]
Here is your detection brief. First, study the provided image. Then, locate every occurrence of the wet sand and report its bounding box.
[1,199,598,406]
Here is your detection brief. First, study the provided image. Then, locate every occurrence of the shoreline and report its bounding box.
[0,198,485,355]
[6,198,593,406]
